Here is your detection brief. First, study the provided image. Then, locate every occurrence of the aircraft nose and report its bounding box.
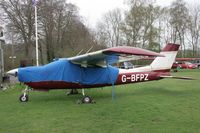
[7,68,18,77]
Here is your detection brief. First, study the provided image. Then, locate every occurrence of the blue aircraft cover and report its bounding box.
[18,59,119,85]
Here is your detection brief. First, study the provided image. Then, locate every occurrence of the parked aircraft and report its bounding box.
[7,43,191,103]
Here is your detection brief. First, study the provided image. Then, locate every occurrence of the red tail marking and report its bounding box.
[162,43,180,52]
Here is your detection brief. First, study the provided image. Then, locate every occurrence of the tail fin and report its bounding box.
[150,43,180,71]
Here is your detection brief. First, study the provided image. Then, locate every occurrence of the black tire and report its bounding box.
[19,94,28,102]
[82,96,92,104]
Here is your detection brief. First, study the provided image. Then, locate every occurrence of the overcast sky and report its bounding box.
[68,0,127,27]
[68,0,200,28]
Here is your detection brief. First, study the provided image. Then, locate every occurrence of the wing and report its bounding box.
[67,46,164,67]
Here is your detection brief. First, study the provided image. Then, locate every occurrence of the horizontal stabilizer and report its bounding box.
[160,75,195,80]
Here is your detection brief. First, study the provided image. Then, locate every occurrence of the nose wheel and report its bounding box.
[19,87,30,102]
[19,94,28,102]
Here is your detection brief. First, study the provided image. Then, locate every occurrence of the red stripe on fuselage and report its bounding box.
[24,69,170,91]
[25,81,110,90]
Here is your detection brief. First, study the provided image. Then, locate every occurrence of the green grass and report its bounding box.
[0,69,200,133]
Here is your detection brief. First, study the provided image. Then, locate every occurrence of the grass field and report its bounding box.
[0,69,200,133]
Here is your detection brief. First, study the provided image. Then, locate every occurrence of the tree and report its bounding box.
[38,0,97,61]
[122,0,160,50]
[38,0,76,61]
[169,0,189,57]
[0,0,35,59]
[140,5,161,50]
[1,0,98,64]
[187,5,200,57]
[96,8,123,47]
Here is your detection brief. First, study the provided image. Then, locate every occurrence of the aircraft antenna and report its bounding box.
[76,49,84,56]
[86,46,93,54]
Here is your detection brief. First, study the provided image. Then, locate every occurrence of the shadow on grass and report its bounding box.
[30,93,77,103]
[26,88,119,104]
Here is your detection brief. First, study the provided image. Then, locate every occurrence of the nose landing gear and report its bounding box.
[19,94,28,102]
[19,87,30,102]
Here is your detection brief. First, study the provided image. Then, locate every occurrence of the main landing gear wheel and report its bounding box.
[77,89,95,104]
[82,96,92,104]
[19,94,28,102]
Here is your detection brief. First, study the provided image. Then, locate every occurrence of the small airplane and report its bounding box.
[7,43,192,103]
